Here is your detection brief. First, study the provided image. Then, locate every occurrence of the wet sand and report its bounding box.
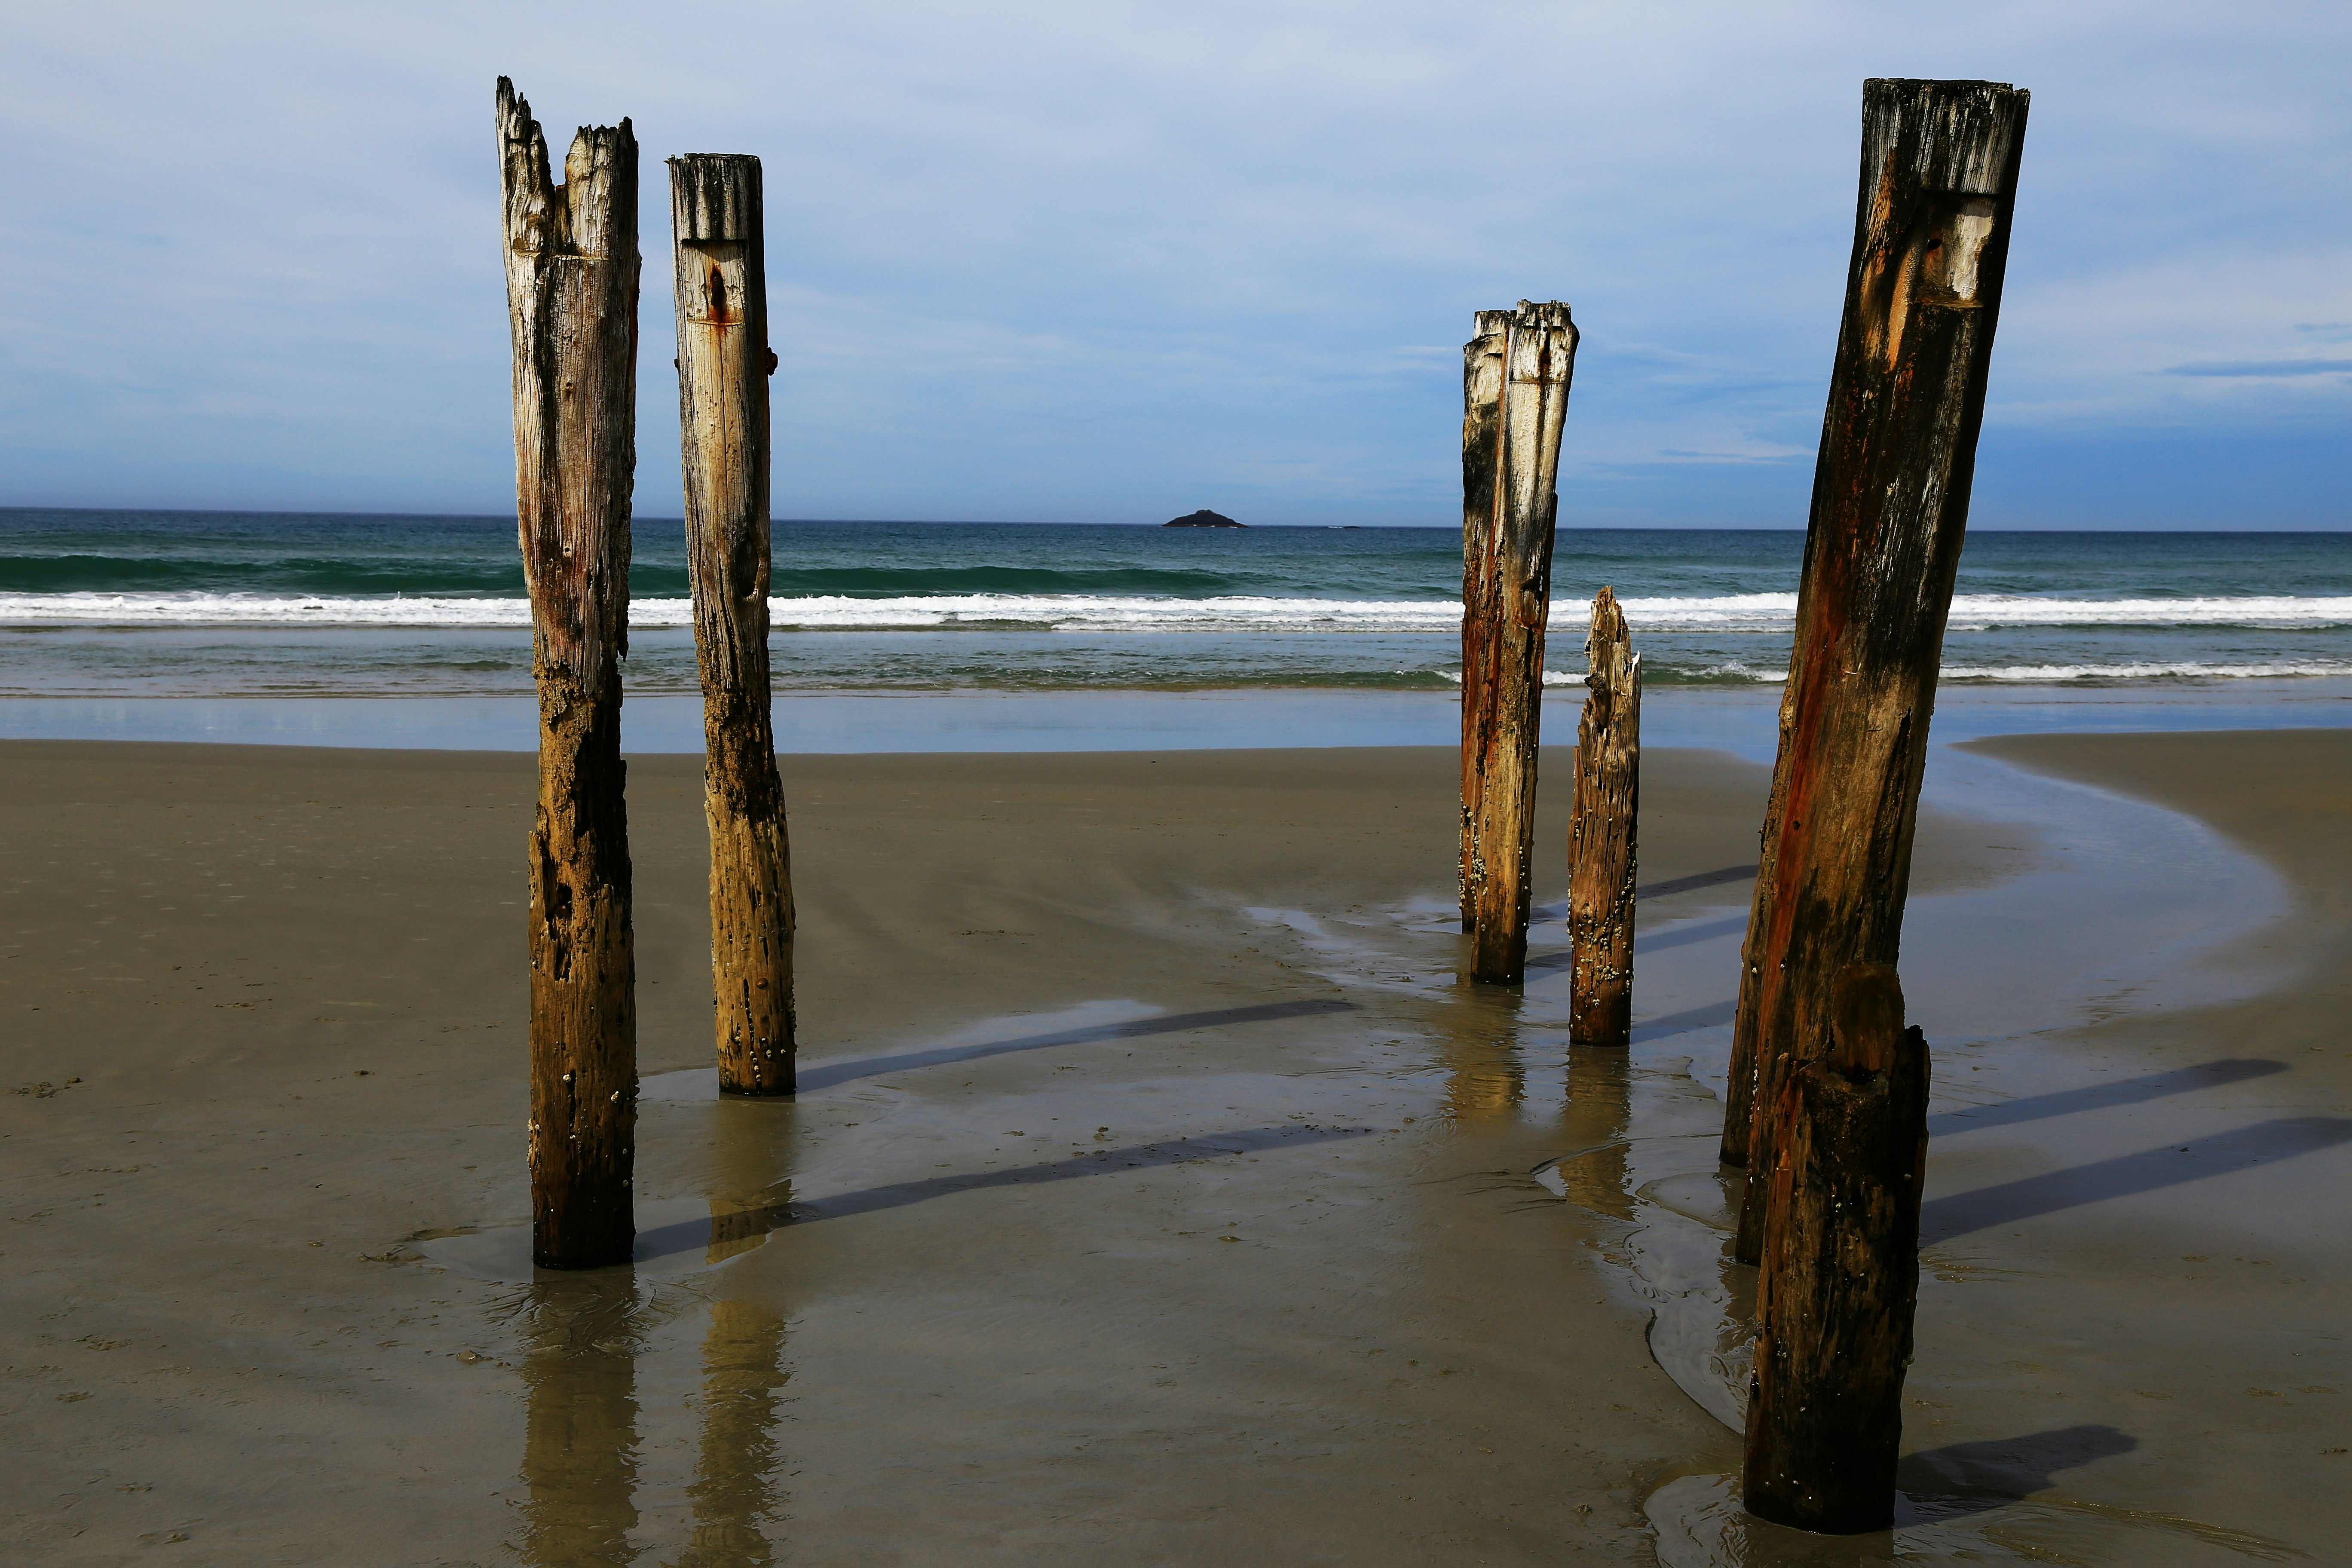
[1,733,2343,1564]
[1642,731,2352,1565]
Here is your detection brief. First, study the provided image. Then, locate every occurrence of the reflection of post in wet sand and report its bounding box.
[687,1093,797,1273]
[519,1276,644,1567]
[1439,982,1526,1124]
[515,1108,795,1567]
[517,1267,792,1568]
[703,1192,790,1264]
[674,1296,789,1567]
[674,1109,794,1566]
[1555,1048,1633,1222]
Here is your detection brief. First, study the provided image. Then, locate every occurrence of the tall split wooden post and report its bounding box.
[670,155,797,1097]
[1721,79,2028,1532]
[1725,77,2028,1254]
[1459,301,1577,984]
[1568,587,1639,1046]
[498,79,642,1269]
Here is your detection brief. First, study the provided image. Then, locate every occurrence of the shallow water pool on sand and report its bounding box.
[2,677,2349,756]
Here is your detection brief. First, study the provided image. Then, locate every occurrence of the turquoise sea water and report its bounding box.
[1,510,2347,698]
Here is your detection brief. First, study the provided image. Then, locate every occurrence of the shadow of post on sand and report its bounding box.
[1920,1116,2352,1245]
[797,998,1358,1092]
[1894,1424,2138,1521]
[1646,1425,2145,1567]
[1925,1059,2286,1138]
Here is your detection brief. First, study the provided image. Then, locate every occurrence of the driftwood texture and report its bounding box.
[1724,80,2026,1265]
[1568,587,1639,1046]
[671,155,796,1097]
[1743,964,1930,1533]
[1460,300,1577,983]
[1457,314,1504,935]
[499,78,641,1269]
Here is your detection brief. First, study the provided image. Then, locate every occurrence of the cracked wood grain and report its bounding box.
[1726,82,2026,1263]
[670,153,796,1098]
[499,76,640,1269]
[1569,588,1639,1047]
[1461,301,1577,984]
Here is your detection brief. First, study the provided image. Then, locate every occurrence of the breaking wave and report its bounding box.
[4,590,2347,633]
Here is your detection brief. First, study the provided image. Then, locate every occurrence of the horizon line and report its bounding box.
[0,505,2345,535]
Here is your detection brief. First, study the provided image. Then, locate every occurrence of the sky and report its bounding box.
[0,2,2345,529]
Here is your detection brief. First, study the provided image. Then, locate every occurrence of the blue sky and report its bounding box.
[1,2,2345,528]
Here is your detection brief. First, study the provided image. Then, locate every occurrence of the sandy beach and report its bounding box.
[3,732,2346,1565]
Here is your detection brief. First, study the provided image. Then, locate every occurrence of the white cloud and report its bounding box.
[0,1,2344,520]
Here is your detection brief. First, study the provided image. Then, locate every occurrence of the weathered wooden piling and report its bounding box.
[670,154,796,1097]
[1458,315,1504,936]
[1744,963,1930,1533]
[498,78,641,1269]
[1460,300,1578,983]
[1722,80,2027,1271]
[1568,587,1639,1045]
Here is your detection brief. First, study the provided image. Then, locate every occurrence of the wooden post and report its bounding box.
[1460,300,1577,983]
[1718,764,1788,1168]
[1723,79,2027,1265]
[1458,315,1504,934]
[498,78,641,1270]
[670,155,796,1097]
[1568,587,1639,1046]
[1744,964,1930,1533]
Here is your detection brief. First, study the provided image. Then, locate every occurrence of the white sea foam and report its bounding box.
[0,589,2347,633]
[766,595,1458,631]
[1616,592,2352,631]
[1941,594,2352,630]
[0,593,554,628]
[1442,660,2349,686]
[1940,659,2352,682]
[1445,670,1618,687]
[0,591,1456,631]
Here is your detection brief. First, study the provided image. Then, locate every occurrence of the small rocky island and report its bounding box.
[1164,509,1243,528]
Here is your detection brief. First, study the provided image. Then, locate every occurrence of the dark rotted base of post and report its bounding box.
[532,1206,635,1271]
[1566,1008,1630,1050]
[1467,942,1526,988]
[1742,968,1930,1535]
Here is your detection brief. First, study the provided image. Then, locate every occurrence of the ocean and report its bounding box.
[1,509,2347,699]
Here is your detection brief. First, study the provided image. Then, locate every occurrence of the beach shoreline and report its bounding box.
[5,516,2347,705]
[3,676,2349,759]
[3,732,2346,1564]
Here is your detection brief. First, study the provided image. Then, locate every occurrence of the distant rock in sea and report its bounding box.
[1164,509,1243,528]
